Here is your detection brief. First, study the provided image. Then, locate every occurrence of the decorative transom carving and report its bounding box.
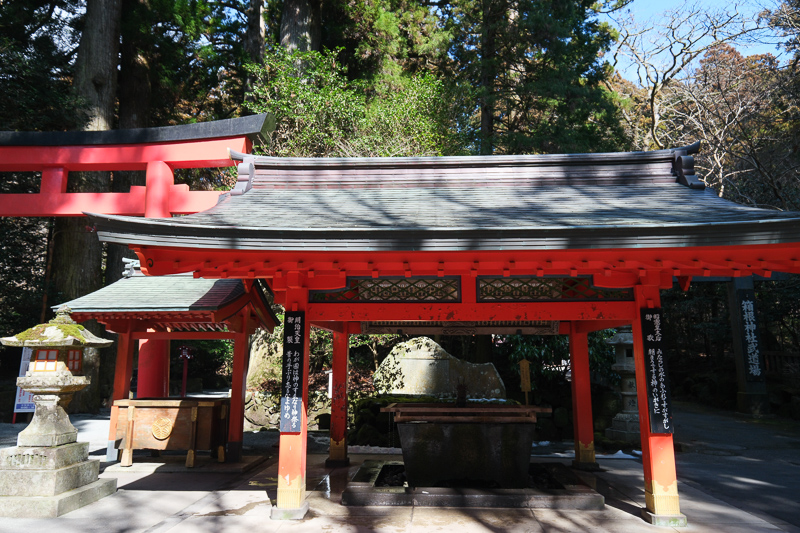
[478,277,633,302]
[311,277,460,302]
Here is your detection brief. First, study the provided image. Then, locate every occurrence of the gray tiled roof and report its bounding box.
[57,274,245,313]
[88,146,800,251]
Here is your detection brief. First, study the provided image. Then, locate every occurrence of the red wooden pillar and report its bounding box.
[327,326,350,467]
[144,160,173,218]
[633,284,687,527]
[106,324,136,461]
[135,161,173,398]
[136,335,169,398]
[228,307,252,463]
[273,285,310,519]
[569,325,598,470]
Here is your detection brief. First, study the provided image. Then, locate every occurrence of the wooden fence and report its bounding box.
[763,351,800,375]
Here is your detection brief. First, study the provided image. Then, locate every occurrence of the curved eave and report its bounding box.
[89,212,800,252]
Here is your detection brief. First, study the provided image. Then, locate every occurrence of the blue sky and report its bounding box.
[601,0,789,80]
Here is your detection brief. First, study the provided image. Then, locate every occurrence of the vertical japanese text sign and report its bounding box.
[280,311,306,433]
[14,348,35,413]
[641,309,674,434]
[738,288,765,382]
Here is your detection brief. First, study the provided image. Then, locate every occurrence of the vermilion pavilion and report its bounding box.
[59,265,277,462]
[87,142,800,525]
[3,115,800,526]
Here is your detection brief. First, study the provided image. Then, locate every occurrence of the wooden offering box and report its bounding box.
[114,398,229,468]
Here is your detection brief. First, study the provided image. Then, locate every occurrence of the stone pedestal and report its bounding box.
[0,307,117,516]
[605,327,641,443]
[15,380,86,447]
[0,442,117,517]
[0,374,116,517]
[605,412,640,441]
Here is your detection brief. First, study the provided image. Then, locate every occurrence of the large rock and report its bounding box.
[374,337,506,398]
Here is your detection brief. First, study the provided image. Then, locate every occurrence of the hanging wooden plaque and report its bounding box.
[280,311,306,433]
[640,309,674,434]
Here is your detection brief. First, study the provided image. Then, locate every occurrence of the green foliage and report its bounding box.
[244,48,467,157]
[169,339,234,388]
[119,0,251,124]
[0,1,86,131]
[245,48,364,156]
[661,283,732,362]
[495,330,617,390]
[323,0,451,86]
[443,0,627,154]
[0,2,86,346]
[755,276,800,352]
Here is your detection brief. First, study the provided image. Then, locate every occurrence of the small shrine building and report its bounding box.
[59,264,277,462]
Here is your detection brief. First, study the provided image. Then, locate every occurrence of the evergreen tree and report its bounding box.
[0,1,86,342]
[443,0,627,154]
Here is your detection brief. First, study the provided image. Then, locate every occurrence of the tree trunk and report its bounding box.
[53,0,122,413]
[244,0,266,106]
[280,0,321,52]
[479,0,499,155]
[246,0,266,62]
[107,0,152,285]
[73,0,122,132]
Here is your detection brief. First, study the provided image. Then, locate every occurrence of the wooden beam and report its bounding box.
[305,301,637,322]
[132,331,237,340]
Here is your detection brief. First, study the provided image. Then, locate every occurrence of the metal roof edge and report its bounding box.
[86,210,800,237]
[90,216,800,251]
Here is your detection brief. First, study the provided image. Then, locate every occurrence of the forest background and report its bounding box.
[0,0,799,421]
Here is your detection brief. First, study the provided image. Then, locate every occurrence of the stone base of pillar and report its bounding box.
[572,441,600,471]
[641,509,688,527]
[736,392,770,417]
[270,501,309,520]
[571,459,601,471]
[326,437,349,468]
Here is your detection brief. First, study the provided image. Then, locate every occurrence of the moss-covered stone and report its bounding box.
[0,308,111,349]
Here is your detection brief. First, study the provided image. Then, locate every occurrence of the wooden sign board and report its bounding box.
[641,309,674,434]
[519,359,531,392]
[13,348,35,414]
[280,311,306,433]
[736,288,766,382]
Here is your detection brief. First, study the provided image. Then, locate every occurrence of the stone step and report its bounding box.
[0,458,100,497]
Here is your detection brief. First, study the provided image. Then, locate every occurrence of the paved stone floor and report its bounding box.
[0,401,797,532]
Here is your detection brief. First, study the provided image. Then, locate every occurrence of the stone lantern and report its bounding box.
[0,306,117,517]
[604,326,640,443]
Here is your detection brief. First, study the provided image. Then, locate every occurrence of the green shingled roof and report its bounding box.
[56,272,246,313]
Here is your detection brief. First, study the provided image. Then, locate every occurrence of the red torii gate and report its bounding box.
[0,114,273,400]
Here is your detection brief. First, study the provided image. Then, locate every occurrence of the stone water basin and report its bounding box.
[381,403,551,488]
